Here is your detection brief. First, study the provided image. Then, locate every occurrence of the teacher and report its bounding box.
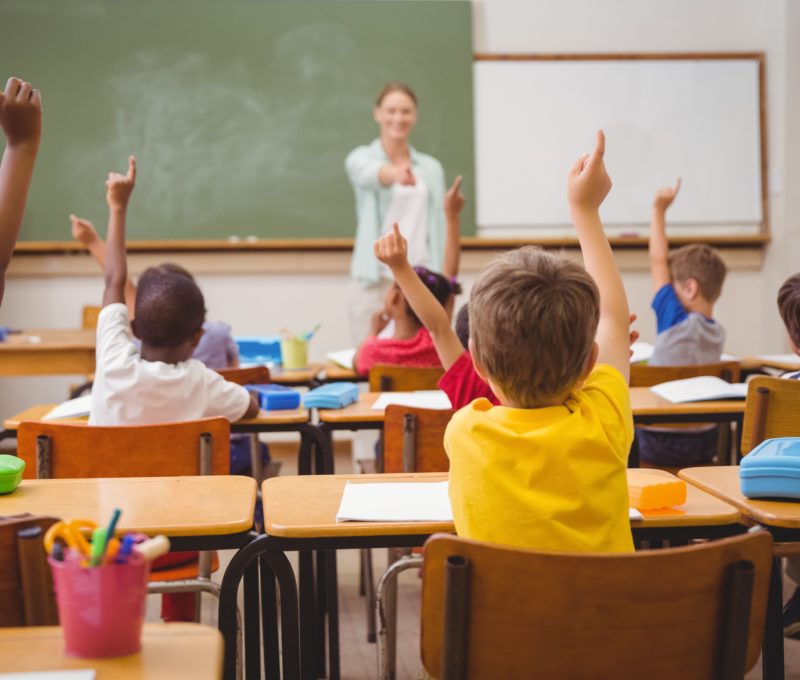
[345,82,459,343]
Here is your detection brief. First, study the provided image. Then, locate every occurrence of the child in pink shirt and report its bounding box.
[354,263,456,375]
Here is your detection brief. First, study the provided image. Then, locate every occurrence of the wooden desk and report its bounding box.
[679,466,800,530]
[0,476,256,539]
[0,623,222,679]
[320,362,366,383]
[0,328,96,376]
[318,389,746,426]
[679,465,798,680]
[219,472,742,680]
[268,363,323,387]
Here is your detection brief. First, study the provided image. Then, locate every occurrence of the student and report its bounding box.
[443,131,634,552]
[91,156,259,620]
[639,179,728,467]
[70,217,239,370]
[775,272,800,636]
[0,76,41,306]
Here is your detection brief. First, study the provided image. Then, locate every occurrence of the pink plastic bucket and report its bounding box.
[49,550,149,658]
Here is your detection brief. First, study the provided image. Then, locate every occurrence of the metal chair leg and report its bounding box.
[376,555,424,680]
[364,548,376,643]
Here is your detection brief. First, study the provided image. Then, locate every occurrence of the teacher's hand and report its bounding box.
[444,175,465,218]
[396,162,416,186]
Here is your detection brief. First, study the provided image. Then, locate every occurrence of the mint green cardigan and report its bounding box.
[345,139,446,286]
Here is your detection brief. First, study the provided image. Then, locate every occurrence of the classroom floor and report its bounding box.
[143,442,800,679]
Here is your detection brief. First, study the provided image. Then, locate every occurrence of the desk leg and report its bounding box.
[220,538,301,680]
[318,423,336,474]
[244,561,261,680]
[299,550,320,680]
[260,562,280,680]
[300,424,334,475]
[326,549,341,680]
[734,414,744,463]
[316,551,328,678]
[763,556,785,680]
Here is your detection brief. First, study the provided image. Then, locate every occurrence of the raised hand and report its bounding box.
[106,156,137,210]
[567,130,612,213]
[396,162,416,186]
[0,77,42,150]
[70,214,99,246]
[653,178,681,213]
[374,222,409,270]
[444,175,465,218]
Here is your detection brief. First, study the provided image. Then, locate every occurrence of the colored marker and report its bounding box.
[105,508,122,541]
[89,527,109,567]
[115,534,137,564]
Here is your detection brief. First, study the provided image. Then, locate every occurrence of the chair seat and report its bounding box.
[148,551,220,582]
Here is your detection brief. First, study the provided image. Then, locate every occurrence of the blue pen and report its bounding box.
[115,534,136,564]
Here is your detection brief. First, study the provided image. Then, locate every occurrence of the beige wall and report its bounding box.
[1,0,798,417]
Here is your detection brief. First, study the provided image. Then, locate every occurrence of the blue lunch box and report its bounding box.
[247,384,301,411]
[740,438,800,499]
[236,336,283,367]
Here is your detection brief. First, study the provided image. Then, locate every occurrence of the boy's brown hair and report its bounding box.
[469,247,599,407]
[668,244,727,302]
[778,273,800,348]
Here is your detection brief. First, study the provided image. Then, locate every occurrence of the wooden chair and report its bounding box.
[216,366,271,386]
[375,405,454,676]
[0,514,60,627]
[420,530,772,680]
[368,363,445,392]
[630,361,742,473]
[16,418,231,621]
[741,375,800,455]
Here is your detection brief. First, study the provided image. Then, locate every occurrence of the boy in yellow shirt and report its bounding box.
[445,131,634,552]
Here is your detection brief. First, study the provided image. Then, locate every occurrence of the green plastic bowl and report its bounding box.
[0,454,25,494]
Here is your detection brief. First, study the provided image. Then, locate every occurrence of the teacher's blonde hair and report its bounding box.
[375,82,417,107]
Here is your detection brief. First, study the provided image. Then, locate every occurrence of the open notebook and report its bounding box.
[42,395,92,420]
[371,391,452,411]
[0,672,96,679]
[335,481,643,522]
[326,349,356,370]
[650,376,747,403]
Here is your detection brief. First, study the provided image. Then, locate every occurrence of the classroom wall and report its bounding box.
[1,0,798,418]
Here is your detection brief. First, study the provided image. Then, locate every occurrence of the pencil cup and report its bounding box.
[281,338,308,370]
[49,550,149,658]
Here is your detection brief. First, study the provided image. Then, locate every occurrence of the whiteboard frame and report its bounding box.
[472,51,769,244]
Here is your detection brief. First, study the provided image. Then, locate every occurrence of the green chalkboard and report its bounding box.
[1,0,474,242]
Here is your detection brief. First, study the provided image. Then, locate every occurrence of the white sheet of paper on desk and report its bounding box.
[628,508,643,520]
[650,376,747,403]
[720,352,739,361]
[0,671,96,680]
[371,391,452,411]
[336,481,454,522]
[42,395,92,420]
[326,349,356,369]
[757,353,800,366]
[629,342,654,364]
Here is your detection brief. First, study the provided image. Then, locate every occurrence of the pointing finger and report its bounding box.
[674,177,682,195]
[594,129,605,157]
[451,175,463,193]
[127,156,137,182]
[392,222,401,239]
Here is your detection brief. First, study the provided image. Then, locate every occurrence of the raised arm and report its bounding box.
[71,214,137,314]
[375,223,464,369]
[567,130,630,381]
[442,175,464,280]
[102,156,136,308]
[649,178,681,291]
[0,77,42,305]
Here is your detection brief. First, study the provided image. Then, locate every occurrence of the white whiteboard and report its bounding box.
[474,58,763,236]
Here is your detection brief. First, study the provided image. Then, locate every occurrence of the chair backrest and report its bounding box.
[383,405,454,473]
[0,514,60,627]
[741,375,800,455]
[368,363,445,392]
[16,418,230,479]
[629,361,741,388]
[216,366,271,386]
[421,531,772,680]
[81,305,101,330]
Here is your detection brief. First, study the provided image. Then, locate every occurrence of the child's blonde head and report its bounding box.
[668,244,727,303]
[469,247,599,407]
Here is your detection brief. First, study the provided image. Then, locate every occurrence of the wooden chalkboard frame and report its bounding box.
[14,51,768,253]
